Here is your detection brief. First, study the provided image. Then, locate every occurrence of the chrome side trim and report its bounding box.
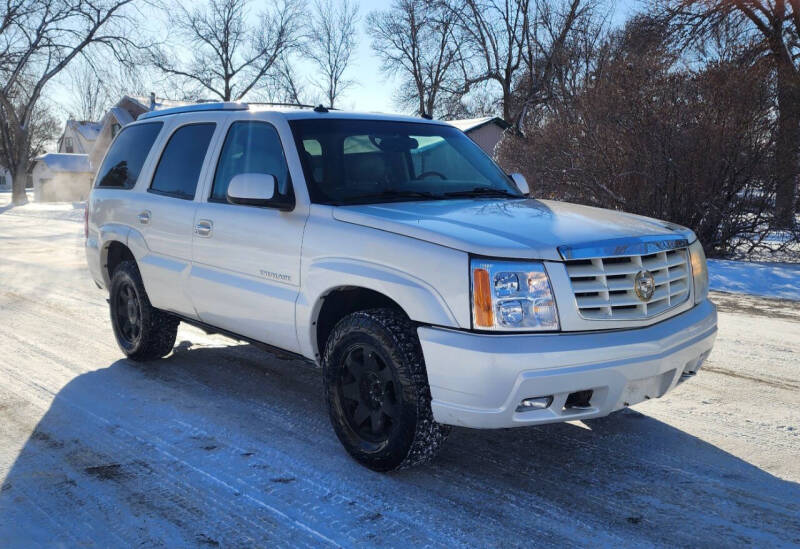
[558,235,689,260]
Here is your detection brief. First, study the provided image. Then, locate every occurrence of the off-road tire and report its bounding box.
[322,308,450,471]
[109,260,179,361]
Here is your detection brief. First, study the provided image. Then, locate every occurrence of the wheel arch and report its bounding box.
[97,224,149,287]
[299,258,460,362]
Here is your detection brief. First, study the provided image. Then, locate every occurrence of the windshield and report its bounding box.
[288,119,523,205]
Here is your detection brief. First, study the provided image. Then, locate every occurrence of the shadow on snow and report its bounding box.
[1,341,798,546]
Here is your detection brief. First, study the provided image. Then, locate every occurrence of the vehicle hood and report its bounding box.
[332,199,695,261]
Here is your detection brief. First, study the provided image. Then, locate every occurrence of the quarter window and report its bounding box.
[95,122,163,189]
[211,121,291,203]
[149,123,216,200]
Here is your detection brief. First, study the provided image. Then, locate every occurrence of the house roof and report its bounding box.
[125,95,194,118]
[447,116,510,133]
[35,153,92,173]
[108,106,136,126]
[66,120,102,141]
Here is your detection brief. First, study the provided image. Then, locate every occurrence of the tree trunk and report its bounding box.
[11,158,29,205]
[774,56,800,228]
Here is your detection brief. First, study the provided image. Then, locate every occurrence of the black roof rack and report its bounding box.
[246,102,337,111]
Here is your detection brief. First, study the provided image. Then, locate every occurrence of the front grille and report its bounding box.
[565,248,691,320]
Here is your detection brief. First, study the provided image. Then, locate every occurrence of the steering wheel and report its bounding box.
[416,171,447,180]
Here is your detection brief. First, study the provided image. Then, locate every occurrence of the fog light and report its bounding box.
[516,396,553,412]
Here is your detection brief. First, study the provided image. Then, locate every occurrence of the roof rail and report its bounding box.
[246,102,338,111]
[138,102,249,120]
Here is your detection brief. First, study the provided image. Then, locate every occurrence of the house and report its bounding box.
[31,153,93,202]
[88,94,191,171]
[57,120,102,155]
[448,117,510,156]
[0,165,11,191]
[32,94,189,202]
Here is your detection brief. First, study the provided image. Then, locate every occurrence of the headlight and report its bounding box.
[689,240,709,304]
[471,259,560,331]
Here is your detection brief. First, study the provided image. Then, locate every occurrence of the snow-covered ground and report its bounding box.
[709,259,800,301]
[0,194,798,546]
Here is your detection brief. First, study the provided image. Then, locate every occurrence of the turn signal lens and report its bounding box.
[689,240,709,304]
[473,268,494,327]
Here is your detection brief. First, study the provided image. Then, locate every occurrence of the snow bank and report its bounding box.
[708,259,800,301]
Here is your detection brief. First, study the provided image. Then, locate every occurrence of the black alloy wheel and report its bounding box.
[323,308,450,471]
[338,343,402,444]
[114,280,142,346]
[108,260,179,361]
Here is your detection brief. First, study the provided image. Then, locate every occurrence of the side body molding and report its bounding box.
[296,258,461,361]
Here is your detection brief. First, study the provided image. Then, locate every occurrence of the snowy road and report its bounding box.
[0,200,799,547]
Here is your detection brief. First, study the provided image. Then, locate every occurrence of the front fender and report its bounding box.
[296,257,461,360]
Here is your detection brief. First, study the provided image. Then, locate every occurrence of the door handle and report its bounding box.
[138,210,151,225]
[195,219,213,237]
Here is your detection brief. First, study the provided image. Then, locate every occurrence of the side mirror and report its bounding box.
[510,173,529,195]
[226,173,276,206]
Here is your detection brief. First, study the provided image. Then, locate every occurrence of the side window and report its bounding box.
[301,139,323,185]
[95,122,163,189]
[211,121,291,203]
[149,123,216,200]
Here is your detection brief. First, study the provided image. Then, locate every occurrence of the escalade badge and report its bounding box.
[634,270,656,301]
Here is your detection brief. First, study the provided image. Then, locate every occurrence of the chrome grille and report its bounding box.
[565,248,691,320]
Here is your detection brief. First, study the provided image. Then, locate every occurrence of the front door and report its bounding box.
[189,120,307,352]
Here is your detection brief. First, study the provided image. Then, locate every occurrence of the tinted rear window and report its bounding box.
[95,122,163,189]
[149,123,216,200]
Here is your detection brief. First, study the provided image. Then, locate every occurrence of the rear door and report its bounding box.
[189,120,307,351]
[135,121,218,316]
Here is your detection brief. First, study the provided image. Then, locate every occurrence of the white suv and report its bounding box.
[86,102,717,471]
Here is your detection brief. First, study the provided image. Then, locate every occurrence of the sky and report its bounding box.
[48,0,639,122]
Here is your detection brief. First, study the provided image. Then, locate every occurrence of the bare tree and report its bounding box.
[448,0,599,129]
[0,0,137,204]
[305,0,358,108]
[367,0,464,117]
[660,0,800,227]
[152,0,303,102]
[270,54,309,105]
[63,59,111,121]
[497,17,787,257]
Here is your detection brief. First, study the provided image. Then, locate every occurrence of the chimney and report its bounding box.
[149,92,156,110]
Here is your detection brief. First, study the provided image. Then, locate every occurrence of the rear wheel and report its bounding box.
[109,260,178,361]
[323,308,449,471]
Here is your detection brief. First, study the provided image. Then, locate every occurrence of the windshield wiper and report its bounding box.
[345,190,441,203]
[442,186,523,199]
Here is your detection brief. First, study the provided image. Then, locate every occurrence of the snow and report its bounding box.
[0,197,798,546]
[69,120,102,141]
[447,117,506,132]
[708,259,800,301]
[35,153,91,173]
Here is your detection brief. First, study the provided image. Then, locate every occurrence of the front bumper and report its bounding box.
[418,299,717,428]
